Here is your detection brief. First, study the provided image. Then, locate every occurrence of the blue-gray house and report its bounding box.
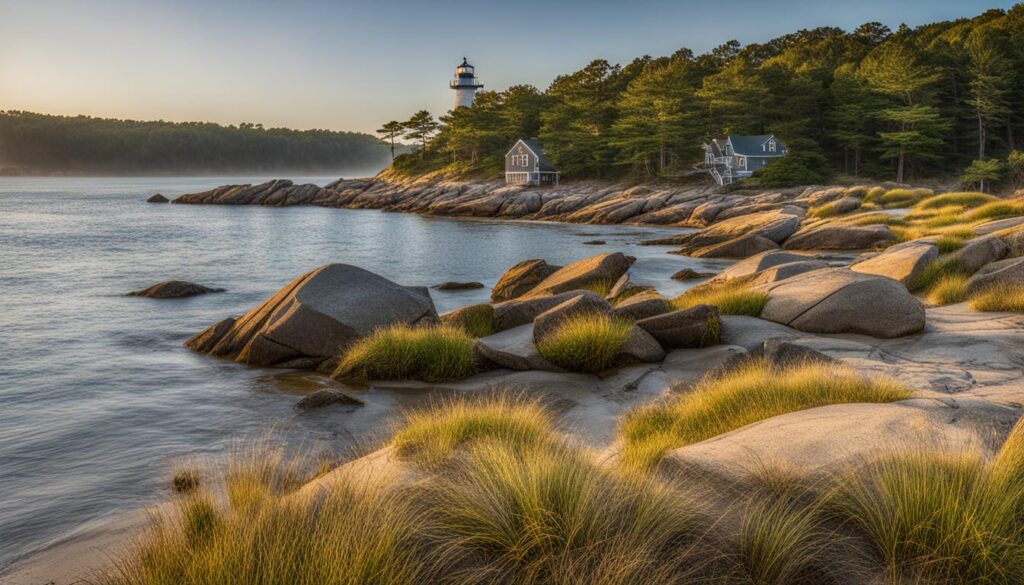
[703,134,788,185]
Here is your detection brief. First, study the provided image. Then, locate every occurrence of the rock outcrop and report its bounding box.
[965,256,1024,293]
[185,264,438,368]
[951,235,1008,273]
[850,240,938,286]
[757,267,925,338]
[128,280,224,298]
[783,224,896,251]
[708,250,815,283]
[636,305,721,349]
[146,193,169,203]
[522,253,632,298]
[492,291,603,332]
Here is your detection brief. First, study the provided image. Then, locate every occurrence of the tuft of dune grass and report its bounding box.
[914,192,997,211]
[335,323,476,382]
[392,395,555,466]
[847,213,906,227]
[575,277,616,297]
[969,283,1024,313]
[908,256,973,292]
[926,274,969,305]
[536,312,632,373]
[671,278,768,316]
[440,303,494,338]
[827,417,1024,583]
[618,358,911,471]
[964,200,1024,223]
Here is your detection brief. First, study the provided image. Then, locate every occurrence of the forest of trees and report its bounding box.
[386,5,1024,189]
[0,111,395,175]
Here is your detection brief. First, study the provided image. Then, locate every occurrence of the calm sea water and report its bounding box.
[0,177,726,568]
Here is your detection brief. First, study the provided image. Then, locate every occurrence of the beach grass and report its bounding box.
[670,279,768,316]
[969,283,1024,312]
[334,323,476,382]
[909,256,974,292]
[926,274,969,305]
[914,192,997,211]
[617,359,911,470]
[536,312,632,372]
[440,303,495,337]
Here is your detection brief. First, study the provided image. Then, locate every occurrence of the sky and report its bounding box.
[0,0,1017,134]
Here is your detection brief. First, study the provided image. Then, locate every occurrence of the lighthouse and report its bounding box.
[450,57,483,109]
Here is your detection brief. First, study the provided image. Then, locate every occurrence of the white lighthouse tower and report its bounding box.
[450,57,483,109]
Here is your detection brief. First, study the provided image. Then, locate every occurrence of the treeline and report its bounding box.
[386,5,1024,189]
[0,111,396,175]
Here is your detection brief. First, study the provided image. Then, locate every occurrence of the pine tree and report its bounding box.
[966,36,1012,160]
[376,121,404,161]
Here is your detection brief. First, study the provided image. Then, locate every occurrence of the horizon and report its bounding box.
[1,0,1018,135]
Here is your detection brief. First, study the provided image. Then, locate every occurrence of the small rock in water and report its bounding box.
[147,193,170,203]
[295,388,363,410]
[671,268,714,281]
[433,281,485,290]
[583,240,606,245]
[128,280,225,298]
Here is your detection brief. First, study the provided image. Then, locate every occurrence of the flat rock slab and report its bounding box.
[709,250,815,283]
[850,240,938,286]
[783,224,896,251]
[757,267,925,338]
[475,324,563,372]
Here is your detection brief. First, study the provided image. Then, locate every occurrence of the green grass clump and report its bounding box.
[733,497,830,584]
[909,256,974,292]
[440,303,494,337]
[575,277,616,296]
[335,324,476,382]
[914,192,998,211]
[873,188,933,209]
[969,283,1024,312]
[392,395,555,466]
[671,278,768,316]
[926,274,969,305]
[425,439,707,585]
[847,213,906,227]
[865,186,887,201]
[536,312,632,373]
[618,358,911,470]
[933,234,968,253]
[828,419,1024,583]
[964,200,1024,222]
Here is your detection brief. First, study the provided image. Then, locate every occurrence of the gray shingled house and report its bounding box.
[703,134,788,185]
[505,139,559,186]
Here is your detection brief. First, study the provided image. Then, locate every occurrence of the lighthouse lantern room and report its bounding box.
[450,57,483,108]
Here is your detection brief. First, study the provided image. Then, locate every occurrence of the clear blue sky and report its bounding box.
[0,0,1016,134]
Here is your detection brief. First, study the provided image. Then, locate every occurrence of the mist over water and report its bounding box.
[0,176,725,569]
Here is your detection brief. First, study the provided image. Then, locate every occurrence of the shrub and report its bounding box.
[440,303,494,337]
[671,278,768,316]
[335,324,476,382]
[536,312,632,372]
[751,150,831,187]
[828,419,1024,583]
[618,359,911,470]
[965,199,1024,222]
[969,283,1024,312]
[172,469,200,494]
[909,256,973,292]
[392,395,555,466]
[914,192,998,210]
[926,274,969,305]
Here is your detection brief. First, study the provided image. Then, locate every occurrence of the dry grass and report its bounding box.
[969,283,1024,312]
[334,323,476,382]
[965,200,1024,222]
[617,359,911,471]
[574,277,616,297]
[392,395,556,466]
[909,256,974,292]
[671,279,768,316]
[866,188,933,209]
[926,274,969,305]
[827,419,1024,583]
[535,312,633,373]
[914,192,998,211]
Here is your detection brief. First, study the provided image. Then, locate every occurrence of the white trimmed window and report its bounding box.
[768,140,777,153]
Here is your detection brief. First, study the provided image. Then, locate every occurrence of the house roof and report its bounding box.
[508,138,557,172]
[727,134,787,157]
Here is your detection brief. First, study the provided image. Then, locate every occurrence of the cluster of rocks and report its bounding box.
[463,253,721,372]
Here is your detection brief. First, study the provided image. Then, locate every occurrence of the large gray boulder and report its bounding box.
[748,260,831,286]
[783,224,896,251]
[522,253,633,298]
[689,234,780,259]
[636,305,721,349]
[532,294,613,344]
[850,240,938,286]
[490,259,560,302]
[492,291,603,332]
[965,256,1024,294]
[950,235,1008,273]
[617,327,666,363]
[757,267,925,338]
[185,264,438,367]
[612,291,669,321]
